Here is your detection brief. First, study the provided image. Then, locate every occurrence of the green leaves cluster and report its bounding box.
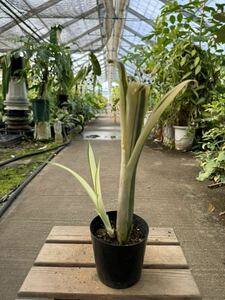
[161,39,220,126]
[197,149,225,183]
[19,36,74,100]
[63,92,107,124]
[116,62,193,243]
[111,85,120,112]
[123,0,224,128]
[196,95,225,183]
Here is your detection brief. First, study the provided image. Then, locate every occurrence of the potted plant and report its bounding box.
[49,25,75,108]
[20,25,75,140]
[28,40,52,141]
[161,39,219,150]
[51,62,192,288]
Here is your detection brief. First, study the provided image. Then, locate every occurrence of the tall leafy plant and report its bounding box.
[52,62,193,244]
[161,39,220,126]
[21,36,74,100]
[123,0,223,121]
[197,92,225,183]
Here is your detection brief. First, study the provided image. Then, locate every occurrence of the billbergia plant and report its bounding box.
[52,62,193,244]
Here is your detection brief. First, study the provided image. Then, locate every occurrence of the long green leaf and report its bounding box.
[74,67,87,82]
[88,143,97,189]
[95,160,102,201]
[89,51,101,76]
[131,85,149,152]
[97,208,115,238]
[51,157,115,238]
[128,80,194,172]
[117,61,128,147]
[50,162,97,206]
[125,82,142,157]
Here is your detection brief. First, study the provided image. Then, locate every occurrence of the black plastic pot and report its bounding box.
[90,211,149,289]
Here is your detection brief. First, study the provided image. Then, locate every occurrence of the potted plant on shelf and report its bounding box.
[51,62,192,289]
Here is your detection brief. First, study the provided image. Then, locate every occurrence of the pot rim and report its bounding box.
[90,211,149,247]
[173,125,189,129]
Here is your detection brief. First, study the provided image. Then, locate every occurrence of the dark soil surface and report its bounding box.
[96,223,146,245]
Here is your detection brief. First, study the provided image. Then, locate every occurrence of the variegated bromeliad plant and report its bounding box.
[52,62,193,244]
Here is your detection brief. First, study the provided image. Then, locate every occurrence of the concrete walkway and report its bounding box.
[1,116,225,300]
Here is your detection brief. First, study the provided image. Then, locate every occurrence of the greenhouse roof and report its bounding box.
[0,0,223,84]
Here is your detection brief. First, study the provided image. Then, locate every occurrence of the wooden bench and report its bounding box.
[16,226,201,299]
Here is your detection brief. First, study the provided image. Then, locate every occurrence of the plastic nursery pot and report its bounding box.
[90,211,149,289]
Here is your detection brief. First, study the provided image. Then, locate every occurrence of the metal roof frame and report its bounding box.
[0,0,219,88]
[123,25,146,40]
[71,36,104,53]
[0,0,63,35]
[41,5,103,40]
[65,24,102,46]
[127,7,154,27]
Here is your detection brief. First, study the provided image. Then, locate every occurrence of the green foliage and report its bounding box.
[123,0,223,128]
[82,92,108,111]
[20,36,74,100]
[50,92,107,133]
[73,53,102,95]
[0,152,51,203]
[67,95,96,122]
[111,85,120,112]
[69,92,107,121]
[89,52,101,76]
[0,165,31,201]
[0,84,3,115]
[196,94,225,183]
[197,149,225,183]
[116,61,193,244]
[159,39,220,126]
[51,107,84,132]
[74,67,89,83]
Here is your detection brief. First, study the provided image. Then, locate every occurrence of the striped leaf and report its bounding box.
[88,143,97,189]
[50,162,97,206]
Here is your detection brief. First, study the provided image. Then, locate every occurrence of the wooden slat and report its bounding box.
[16,298,53,300]
[35,244,188,269]
[46,226,179,245]
[18,267,201,299]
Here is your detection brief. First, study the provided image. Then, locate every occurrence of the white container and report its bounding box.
[173,126,195,151]
[163,124,174,148]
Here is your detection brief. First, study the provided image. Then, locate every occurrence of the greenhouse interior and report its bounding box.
[0,0,225,299]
